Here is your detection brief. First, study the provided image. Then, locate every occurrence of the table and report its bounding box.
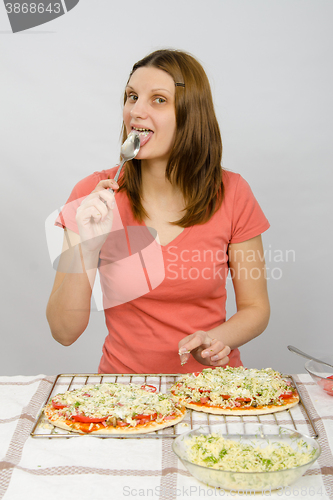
[0,374,332,500]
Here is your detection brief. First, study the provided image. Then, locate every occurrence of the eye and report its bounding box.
[153,97,166,104]
[127,93,138,102]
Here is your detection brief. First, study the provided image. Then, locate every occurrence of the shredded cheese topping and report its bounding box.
[171,367,296,408]
[50,383,182,427]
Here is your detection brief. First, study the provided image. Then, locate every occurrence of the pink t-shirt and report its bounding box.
[56,168,269,374]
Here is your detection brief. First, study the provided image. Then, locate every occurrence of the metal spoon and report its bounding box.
[287,345,333,369]
[110,130,140,189]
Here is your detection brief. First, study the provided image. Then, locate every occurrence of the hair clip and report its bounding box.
[175,82,185,87]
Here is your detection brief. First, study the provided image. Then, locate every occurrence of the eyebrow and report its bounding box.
[126,85,173,95]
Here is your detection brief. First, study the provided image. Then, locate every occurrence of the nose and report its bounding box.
[130,98,148,120]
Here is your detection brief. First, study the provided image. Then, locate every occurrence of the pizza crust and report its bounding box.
[177,394,299,416]
[44,403,186,435]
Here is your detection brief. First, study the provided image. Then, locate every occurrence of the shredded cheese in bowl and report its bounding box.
[172,424,320,491]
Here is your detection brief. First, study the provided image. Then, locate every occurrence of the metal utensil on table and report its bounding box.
[288,345,333,370]
[110,130,140,191]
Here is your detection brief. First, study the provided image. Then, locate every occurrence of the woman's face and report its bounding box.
[123,66,176,166]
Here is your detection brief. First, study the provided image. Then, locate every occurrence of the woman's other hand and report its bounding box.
[178,331,231,367]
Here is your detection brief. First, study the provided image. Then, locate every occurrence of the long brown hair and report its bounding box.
[118,49,223,227]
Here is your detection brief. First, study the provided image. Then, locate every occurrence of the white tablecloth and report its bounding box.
[0,374,332,500]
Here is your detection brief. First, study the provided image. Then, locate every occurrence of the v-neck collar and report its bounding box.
[141,222,192,251]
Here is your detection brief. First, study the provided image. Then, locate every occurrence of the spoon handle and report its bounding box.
[288,345,333,369]
[108,159,126,195]
[113,158,126,183]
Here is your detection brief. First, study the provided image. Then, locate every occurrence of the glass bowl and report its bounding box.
[305,357,333,396]
[172,423,320,492]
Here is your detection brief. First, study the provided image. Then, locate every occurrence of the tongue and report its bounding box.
[138,130,153,147]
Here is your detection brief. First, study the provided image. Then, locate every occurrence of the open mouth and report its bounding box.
[132,127,154,146]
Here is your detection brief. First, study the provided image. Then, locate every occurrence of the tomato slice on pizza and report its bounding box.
[44,382,185,434]
[170,367,299,415]
[140,384,157,393]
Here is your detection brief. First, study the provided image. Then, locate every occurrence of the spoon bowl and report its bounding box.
[112,131,140,185]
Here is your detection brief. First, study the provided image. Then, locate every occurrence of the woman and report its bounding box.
[46,49,270,374]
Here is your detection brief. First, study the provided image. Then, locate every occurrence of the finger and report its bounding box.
[178,331,210,355]
[210,354,230,367]
[98,190,115,210]
[179,352,190,366]
[180,354,190,366]
[209,345,231,364]
[80,190,115,212]
[201,339,226,359]
[79,205,104,224]
[80,197,109,218]
[178,339,191,366]
[93,179,119,192]
[78,199,108,223]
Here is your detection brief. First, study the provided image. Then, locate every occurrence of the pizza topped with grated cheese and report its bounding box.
[44,382,186,434]
[170,367,299,415]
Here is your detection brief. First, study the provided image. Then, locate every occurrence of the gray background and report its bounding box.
[1,0,332,376]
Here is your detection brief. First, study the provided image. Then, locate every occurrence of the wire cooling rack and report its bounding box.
[30,373,318,439]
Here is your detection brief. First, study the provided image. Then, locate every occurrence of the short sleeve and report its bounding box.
[230,175,270,244]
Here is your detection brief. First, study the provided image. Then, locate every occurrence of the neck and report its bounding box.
[141,159,172,196]
[140,159,184,211]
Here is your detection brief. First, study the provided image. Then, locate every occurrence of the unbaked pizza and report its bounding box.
[170,367,299,415]
[44,382,186,434]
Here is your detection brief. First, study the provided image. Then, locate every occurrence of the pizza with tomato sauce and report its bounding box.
[170,367,299,415]
[44,382,186,434]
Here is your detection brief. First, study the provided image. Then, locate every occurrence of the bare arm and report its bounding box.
[46,179,118,346]
[179,235,270,366]
[46,229,99,345]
